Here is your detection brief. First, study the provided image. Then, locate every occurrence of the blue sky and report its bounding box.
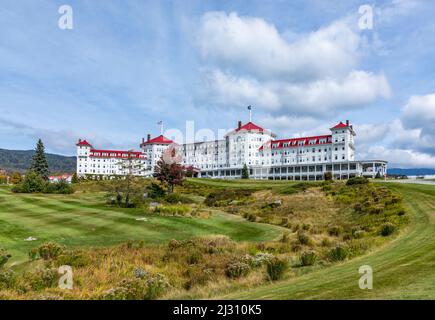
[0,0,434,168]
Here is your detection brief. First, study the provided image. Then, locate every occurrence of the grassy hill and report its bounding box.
[0,179,433,299]
[0,186,283,265]
[0,149,76,174]
[218,183,435,299]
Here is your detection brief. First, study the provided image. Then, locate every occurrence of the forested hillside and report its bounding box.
[0,149,76,173]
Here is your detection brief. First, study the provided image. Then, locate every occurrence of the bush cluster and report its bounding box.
[204,189,253,207]
[380,223,396,236]
[328,246,349,261]
[266,257,288,281]
[299,251,318,266]
[12,171,73,194]
[102,273,169,300]
[225,261,250,279]
[29,242,65,261]
[346,177,369,186]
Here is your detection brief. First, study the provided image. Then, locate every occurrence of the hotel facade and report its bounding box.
[76,120,387,180]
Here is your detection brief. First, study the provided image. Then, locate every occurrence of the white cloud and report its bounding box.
[402,94,435,134]
[199,12,360,81]
[199,69,390,116]
[198,69,281,110]
[197,12,391,117]
[401,94,435,154]
[367,146,435,168]
[259,115,322,138]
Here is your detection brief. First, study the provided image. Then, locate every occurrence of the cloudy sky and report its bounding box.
[0,0,434,168]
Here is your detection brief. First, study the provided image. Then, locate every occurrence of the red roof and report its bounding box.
[260,135,332,150]
[331,121,349,129]
[236,122,264,132]
[76,139,93,147]
[143,135,173,145]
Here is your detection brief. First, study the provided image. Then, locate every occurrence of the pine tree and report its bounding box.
[30,139,49,180]
[71,172,79,184]
[241,164,249,179]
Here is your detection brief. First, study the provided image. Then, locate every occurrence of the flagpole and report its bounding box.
[248,105,252,122]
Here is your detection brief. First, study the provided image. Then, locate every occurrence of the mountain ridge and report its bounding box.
[0,148,76,174]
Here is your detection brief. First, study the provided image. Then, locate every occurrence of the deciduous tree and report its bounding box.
[154,146,184,193]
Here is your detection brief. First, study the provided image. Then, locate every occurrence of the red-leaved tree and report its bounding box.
[154,145,184,193]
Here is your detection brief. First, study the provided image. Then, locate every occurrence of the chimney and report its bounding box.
[142,137,145,144]
[346,120,349,126]
[147,134,151,142]
[78,139,82,143]
[238,121,242,129]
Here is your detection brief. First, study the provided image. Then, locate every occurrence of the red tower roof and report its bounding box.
[144,135,173,145]
[331,121,349,129]
[236,121,264,132]
[76,139,93,147]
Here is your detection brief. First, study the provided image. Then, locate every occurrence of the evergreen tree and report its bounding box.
[30,139,49,180]
[71,172,79,184]
[241,164,249,179]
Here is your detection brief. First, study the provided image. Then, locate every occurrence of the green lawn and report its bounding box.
[219,182,435,299]
[1,180,434,299]
[0,186,283,266]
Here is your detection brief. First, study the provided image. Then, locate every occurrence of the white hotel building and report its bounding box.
[76,120,387,180]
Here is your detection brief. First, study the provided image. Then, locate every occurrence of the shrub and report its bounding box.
[27,268,59,290]
[33,242,65,260]
[0,270,16,289]
[246,213,257,222]
[183,266,213,290]
[103,273,169,300]
[249,253,274,268]
[299,251,318,266]
[280,232,291,243]
[397,209,406,216]
[323,171,333,181]
[56,249,89,267]
[328,246,349,261]
[380,223,396,236]
[168,239,181,250]
[145,273,170,299]
[0,249,11,268]
[154,204,192,216]
[266,257,288,281]
[297,231,311,245]
[204,189,252,207]
[225,262,250,279]
[12,171,74,194]
[186,250,202,265]
[165,193,194,204]
[44,180,74,194]
[321,238,332,247]
[346,177,369,186]
[146,183,166,199]
[12,171,45,193]
[353,230,366,239]
[328,225,343,237]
